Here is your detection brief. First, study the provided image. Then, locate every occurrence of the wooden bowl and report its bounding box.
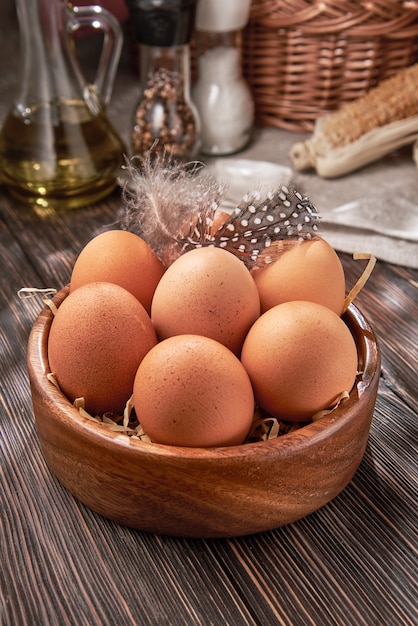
[27,287,380,538]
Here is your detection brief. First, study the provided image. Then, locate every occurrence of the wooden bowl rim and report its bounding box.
[28,285,380,462]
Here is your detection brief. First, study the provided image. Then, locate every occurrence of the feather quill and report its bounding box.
[121,153,224,267]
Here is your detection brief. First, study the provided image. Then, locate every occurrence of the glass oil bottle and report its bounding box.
[0,0,126,211]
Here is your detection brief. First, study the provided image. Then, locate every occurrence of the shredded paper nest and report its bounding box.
[46,372,355,446]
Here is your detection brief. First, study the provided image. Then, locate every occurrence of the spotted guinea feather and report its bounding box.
[180,186,320,269]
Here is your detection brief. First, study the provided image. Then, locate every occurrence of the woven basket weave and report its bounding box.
[243,0,418,131]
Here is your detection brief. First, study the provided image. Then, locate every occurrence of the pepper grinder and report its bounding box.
[126,0,200,164]
[192,0,254,156]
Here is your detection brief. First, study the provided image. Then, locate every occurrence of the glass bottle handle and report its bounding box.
[69,4,123,106]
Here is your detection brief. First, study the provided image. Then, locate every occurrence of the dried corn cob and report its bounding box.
[290,63,418,178]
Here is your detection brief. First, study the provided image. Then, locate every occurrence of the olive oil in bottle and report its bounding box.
[0,100,126,211]
[0,0,126,211]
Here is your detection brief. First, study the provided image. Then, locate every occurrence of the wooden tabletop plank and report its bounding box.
[341,256,418,412]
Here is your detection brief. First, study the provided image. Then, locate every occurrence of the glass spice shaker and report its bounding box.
[192,0,254,156]
[126,0,200,164]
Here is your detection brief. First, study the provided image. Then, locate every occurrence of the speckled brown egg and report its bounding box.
[151,247,260,355]
[241,300,358,422]
[252,236,346,315]
[70,230,164,314]
[133,334,255,447]
[48,282,157,416]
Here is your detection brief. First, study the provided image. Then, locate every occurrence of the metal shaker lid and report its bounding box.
[126,0,198,46]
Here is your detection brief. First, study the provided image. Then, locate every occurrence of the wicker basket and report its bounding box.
[243,0,418,131]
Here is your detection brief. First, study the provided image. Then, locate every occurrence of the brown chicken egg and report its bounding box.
[48,282,157,415]
[210,210,230,234]
[151,247,260,355]
[133,334,255,447]
[70,229,164,314]
[241,300,358,422]
[252,236,346,315]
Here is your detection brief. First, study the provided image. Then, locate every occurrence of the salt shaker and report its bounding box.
[192,0,254,156]
[126,0,200,164]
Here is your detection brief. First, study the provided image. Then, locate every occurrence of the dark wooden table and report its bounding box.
[1,166,418,626]
[1,6,418,625]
